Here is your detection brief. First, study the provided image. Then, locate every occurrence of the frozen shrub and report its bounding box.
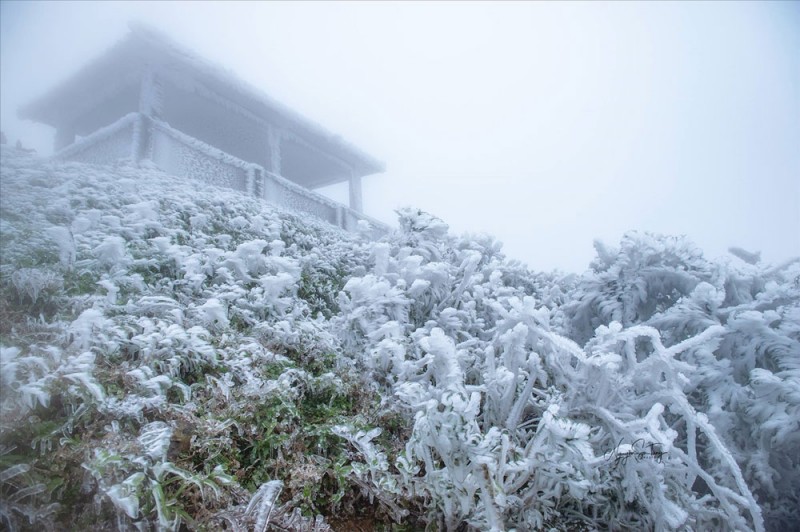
[10,267,62,305]
[1,146,796,531]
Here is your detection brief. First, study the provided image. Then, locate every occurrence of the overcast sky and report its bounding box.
[1,1,798,272]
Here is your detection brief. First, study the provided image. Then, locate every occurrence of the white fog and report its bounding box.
[2,1,798,272]
[1,3,799,531]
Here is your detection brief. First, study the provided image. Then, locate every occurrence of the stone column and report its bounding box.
[134,68,162,163]
[267,125,282,176]
[246,166,256,196]
[138,67,163,118]
[131,114,150,163]
[348,169,363,213]
[336,205,345,228]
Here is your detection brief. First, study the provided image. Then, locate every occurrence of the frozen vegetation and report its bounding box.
[0,145,798,531]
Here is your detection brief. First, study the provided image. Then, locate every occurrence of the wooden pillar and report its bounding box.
[268,125,281,176]
[348,170,363,213]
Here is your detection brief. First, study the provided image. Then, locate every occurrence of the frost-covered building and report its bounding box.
[19,23,385,233]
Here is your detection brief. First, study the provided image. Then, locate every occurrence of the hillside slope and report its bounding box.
[1,146,798,531]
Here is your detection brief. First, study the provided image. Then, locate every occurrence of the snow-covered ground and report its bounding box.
[1,145,797,530]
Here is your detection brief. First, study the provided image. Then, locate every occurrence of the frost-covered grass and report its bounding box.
[1,145,798,531]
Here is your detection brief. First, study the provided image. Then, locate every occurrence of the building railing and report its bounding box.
[54,112,139,165]
[53,113,389,238]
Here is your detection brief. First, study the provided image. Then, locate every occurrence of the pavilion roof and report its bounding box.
[19,23,385,177]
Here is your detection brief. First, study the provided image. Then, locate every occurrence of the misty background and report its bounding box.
[1,1,798,272]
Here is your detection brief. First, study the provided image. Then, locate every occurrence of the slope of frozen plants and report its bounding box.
[1,145,797,531]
